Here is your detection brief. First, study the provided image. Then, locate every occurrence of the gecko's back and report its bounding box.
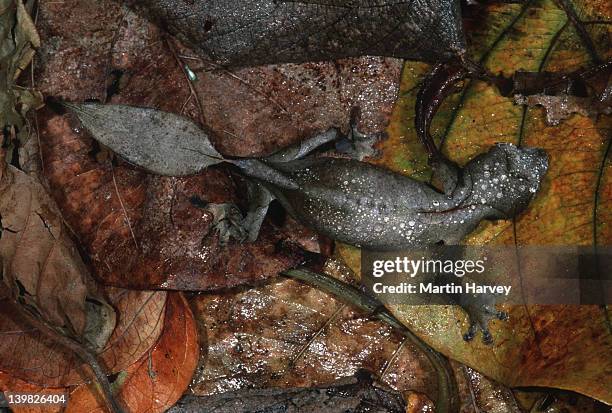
[258,157,469,250]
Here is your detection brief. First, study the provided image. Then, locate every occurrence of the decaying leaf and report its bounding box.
[0,160,114,343]
[338,0,612,404]
[59,102,224,176]
[64,292,198,413]
[169,49,404,157]
[128,0,466,67]
[0,0,44,173]
[188,266,440,400]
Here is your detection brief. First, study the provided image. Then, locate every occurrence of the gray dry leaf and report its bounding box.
[61,102,225,176]
[128,0,466,67]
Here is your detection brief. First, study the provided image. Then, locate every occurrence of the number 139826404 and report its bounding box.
[1,392,67,406]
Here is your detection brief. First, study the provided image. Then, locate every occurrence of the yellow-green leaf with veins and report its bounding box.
[339,0,612,404]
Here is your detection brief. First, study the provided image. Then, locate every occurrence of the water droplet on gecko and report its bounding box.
[408,220,415,227]
[432,200,440,207]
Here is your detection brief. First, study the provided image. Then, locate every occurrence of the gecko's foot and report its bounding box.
[335,124,380,161]
[205,203,248,245]
[460,297,508,344]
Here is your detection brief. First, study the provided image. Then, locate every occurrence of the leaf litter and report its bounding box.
[0,2,607,408]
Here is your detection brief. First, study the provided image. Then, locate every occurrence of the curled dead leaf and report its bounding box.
[0,161,114,341]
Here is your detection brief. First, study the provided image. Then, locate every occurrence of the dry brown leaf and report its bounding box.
[188,262,443,404]
[65,292,198,413]
[0,162,98,335]
[96,289,167,377]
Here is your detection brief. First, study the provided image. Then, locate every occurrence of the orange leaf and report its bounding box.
[65,292,199,413]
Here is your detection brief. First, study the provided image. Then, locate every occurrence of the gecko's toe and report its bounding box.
[205,203,248,245]
[463,323,478,342]
[497,310,509,321]
[459,294,508,345]
[335,125,380,161]
[481,329,493,345]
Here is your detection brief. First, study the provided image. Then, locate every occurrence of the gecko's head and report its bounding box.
[467,143,548,218]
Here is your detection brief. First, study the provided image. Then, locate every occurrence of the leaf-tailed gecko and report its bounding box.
[57,95,548,343]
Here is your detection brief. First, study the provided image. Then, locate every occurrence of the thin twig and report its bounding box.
[288,303,345,370]
[110,163,139,250]
[165,37,207,126]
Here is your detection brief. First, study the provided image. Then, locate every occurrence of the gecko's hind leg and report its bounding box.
[204,203,248,245]
[335,109,380,161]
[195,181,274,245]
[265,129,339,163]
[242,181,275,242]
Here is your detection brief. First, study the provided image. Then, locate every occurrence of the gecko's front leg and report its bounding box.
[459,290,509,344]
[194,181,275,245]
[334,109,380,161]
